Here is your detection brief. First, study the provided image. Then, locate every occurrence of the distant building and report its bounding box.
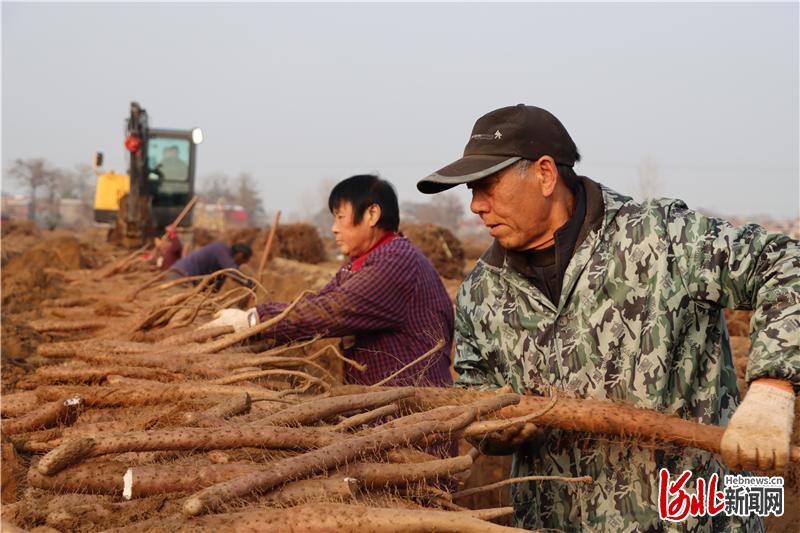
[1,194,92,228]
[193,200,249,231]
[1,195,29,220]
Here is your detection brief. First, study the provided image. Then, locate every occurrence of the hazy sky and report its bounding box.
[3,2,798,220]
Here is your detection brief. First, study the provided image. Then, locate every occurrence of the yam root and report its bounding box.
[343,454,473,486]
[183,393,251,427]
[35,383,282,407]
[257,388,415,427]
[122,466,357,501]
[28,461,128,494]
[38,425,338,474]
[1,390,40,417]
[117,455,472,499]
[334,405,398,431]
[29,318,108,333]
[1,396,84,435]
[183,408,477,516]
[120,503,530,533]
[37,437,96,475]
[32,365,183,384]
[336,386,800,462]
[35,385,188,407]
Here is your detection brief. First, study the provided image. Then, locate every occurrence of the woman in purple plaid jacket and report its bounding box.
[206,174,455,389]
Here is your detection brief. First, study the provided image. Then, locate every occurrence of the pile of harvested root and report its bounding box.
[4,241,793,533]
[1,249,540,532]
[400,224,464,280]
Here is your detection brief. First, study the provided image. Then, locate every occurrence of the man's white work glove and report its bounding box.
[721,381,795,471]
[200,308,259,333]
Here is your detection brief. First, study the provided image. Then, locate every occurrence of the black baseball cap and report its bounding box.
[417,104,579,194]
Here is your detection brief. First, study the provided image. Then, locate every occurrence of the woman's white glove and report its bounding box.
[201,308,258,332]
[721,382,795,471]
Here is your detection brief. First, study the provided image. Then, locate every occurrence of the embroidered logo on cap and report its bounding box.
[470,130,503,141]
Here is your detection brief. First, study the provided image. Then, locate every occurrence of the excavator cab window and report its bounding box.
[148,138,191,183]
[147,137,192,209]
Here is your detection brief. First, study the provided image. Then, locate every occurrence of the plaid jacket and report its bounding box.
[256,237,454,387]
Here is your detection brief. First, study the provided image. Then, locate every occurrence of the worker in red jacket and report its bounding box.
[152,225,183,271]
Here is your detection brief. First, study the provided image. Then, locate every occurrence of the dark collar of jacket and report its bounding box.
[479,176,605,269]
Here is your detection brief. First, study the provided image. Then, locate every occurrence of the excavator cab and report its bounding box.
[93,102,202,247]
[146,130,200,229]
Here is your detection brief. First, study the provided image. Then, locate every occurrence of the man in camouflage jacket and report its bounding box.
[418,104,799,532]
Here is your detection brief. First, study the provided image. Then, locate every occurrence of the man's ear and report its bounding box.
[537,156,558,198]
[366,204,382,228]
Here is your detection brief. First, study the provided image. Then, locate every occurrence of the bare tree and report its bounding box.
[234,172,266,226]
[8,158,51,220]
[199,173,231,203]
[41,167,67,227]
[308,178,338,236]
[58,163,94,206]
[402,192,464,232]
[198,172,266,227]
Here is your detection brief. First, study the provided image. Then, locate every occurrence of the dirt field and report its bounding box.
[1,227,797,532]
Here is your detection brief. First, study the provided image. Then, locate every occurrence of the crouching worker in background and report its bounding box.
[150,225,183,271]
[167,241,254,290]
[204,174,455,389]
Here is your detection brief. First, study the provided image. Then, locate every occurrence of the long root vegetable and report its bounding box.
[28,461,128,494]
[257,388,415,427]
[211,369,329,390]
[183,408,477,516]
[37,437,96,475]
[113,454,471,499]
[114,503,530,533]
[120,464,357,500]
[259,477,356,506]
[385,448,440,464]
[6,427,63,452]
[1,391,40,417]
[1,396,84,435]
[452,474,592,500]
[38,425,338,475]
[183,393,251,427]
[335,404,397,431]
[337,386,800,462]
[35,385,188,407]
[344,454,473,486]
[35,382,282,407]
[461,507,515,522]
[32,365,183,384]
[378,393,519,433]
[123,463,262,499]
[44,495,180,532]
[29,319,107,333]
[50,297,96,308]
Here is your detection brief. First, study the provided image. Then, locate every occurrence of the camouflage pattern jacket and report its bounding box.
[455,177,800,532]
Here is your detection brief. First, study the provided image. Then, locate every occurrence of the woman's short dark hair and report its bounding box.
[328,174,400,232]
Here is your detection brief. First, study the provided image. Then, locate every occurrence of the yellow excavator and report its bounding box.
[93,102,203,247]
